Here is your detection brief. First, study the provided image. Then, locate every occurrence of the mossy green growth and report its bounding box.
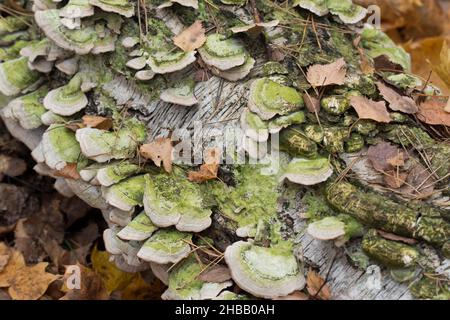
[410,277,450,300]
[0,57,41,95]
[362,229,419,268]
[106,174,146,207]
[0,16,30,35]
[142,229,191,254]
[208,164,280,228]
[269,111,305,131]
[47,124,83,164]
[203,34,245,58]
[321,95,350,115]
[361,27,411,71]
[280,126,318,158]
[0,40,29,61]
[301,191,334,220]
[323,126,349,153]
[127,211,158,233]
[167,254,205,298]
[11,86,48,129]
[345,133,364,153]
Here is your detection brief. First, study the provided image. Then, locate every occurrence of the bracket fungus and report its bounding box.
[198,34,248,71]
[143,171,212,232]
[224,241,306,299]
[76,119,146,162]
[43,75,88,116]
[0,57,41,96]
[147,50,196,74]
[160,78,198,106]
[137,229,191,264]
[248,78,304,120]
[6,86,48,130]
[41,124,82,170]
[102,174,146,211]
[117,211,158,241]
[282,157,333,185]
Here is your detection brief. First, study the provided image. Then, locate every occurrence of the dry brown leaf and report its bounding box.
[350,96,392,123]
[376,81,418,114]
[0,243,10,272]
[400,163,436,198]
[197,265,231,283]
[303,93,320,113]
[173,20,206,52]
[306,58,347,87]
[306,269,331,300]
[0,249,59,300]
[82,115,113,131]
[367,141,408,172]
[140,137,173,173]
[188,148,220,183]
[384,170,408,189]
[0,155,27,177]
[60,263,109,300]
[54,163,81,180]
[358,48,375,75]
[376,229,417,245]
[373,55,404,72]
[417,98,450,126]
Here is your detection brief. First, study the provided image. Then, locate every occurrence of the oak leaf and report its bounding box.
[197,265,232,283]
[140,137,173,173]
[0,249,59,300]
[188,148,221,183]
[306,58,347,87]
[350,96,392,123]
[173,20,206,52]
[306,269,331,300]
[376,81,418,114]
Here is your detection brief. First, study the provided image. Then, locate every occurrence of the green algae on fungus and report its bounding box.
[102,174,146,211]
[0,57,41,96]
[96,161,143,186]
[137,229,192,264]
[76,118,146,162]
[279,126,318,158]
[208,164,279,228]
[0,16,30,35]
[160,78,198,106]
[7,86,48,130]
[147,50,197,74]
[409,277,450,300]
[117,211,158,241]
[268,111,306,134]
[325,182,450,246]
[43,75,88,116]
[362,229,419,268]
[307,214,363,242]
[41,124,82,170]
[240,108,269,142]
[224,241,305,298]
[248,78,304,120]
[360,26,411,72]
[89,0,135,17]
[143,169,212,232]
[35,10,97,55]
[198,34,247,71]
[321,95,350,115]
[162,255,232,300]
[281,156,333,186]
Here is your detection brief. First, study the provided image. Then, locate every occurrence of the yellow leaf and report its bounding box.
[435,41,450,89]
[91,246,136,294]
[121,274,166,300]
[402,36,450,95]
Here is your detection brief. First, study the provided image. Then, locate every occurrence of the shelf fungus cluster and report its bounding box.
[1,0,449,300]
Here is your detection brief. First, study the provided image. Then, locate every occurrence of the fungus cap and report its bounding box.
[281,157,333,185]
[224,241,305,298]
[117,211,158,241]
